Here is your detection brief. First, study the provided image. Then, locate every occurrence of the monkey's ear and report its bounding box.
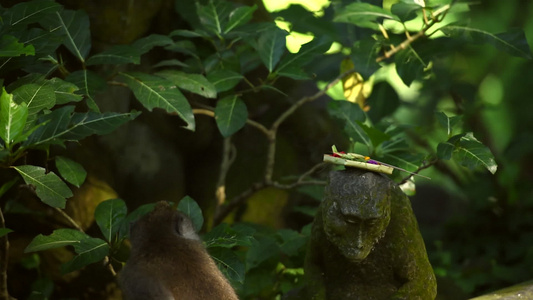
[173,213,200,241]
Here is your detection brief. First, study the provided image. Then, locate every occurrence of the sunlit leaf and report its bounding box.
[120,72,195,130]
[256,28,286,72]
[86,45,141,66]
[206,69,243,92]
[95,199,127,242]
[178,196,204,232]
[55,156,87,187]
[14,165,72,208]
[0,35,35,57]
[157,70,217,98]
[24,228,88,253]
[225,5,257,33]
[214,95,248,137]
[334,2,398,30]
[440,26,532,59]
[12,83,56,122]
[0,87,28,148]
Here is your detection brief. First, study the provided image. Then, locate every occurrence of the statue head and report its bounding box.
[322,170,392,263]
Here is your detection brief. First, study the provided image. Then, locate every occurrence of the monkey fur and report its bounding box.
[119,201,238,300]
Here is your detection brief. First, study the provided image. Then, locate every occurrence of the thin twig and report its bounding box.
[399,159,436,185]
[376,4,451,62]
[54,207,84,232]
[214,137,233,216]
[0,207,12,300]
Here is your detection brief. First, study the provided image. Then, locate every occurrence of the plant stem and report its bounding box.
[0,207,11,300]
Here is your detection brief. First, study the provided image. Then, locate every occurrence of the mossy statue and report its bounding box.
[304,169,437,300]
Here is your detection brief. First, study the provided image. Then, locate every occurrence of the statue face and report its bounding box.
[322,171,391,263]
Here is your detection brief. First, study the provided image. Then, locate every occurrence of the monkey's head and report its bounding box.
[129,201,199,252]
[322,170,392,263]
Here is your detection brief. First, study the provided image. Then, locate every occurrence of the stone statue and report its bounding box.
[304,169,437,300]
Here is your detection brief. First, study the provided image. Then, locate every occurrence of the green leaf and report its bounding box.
[86,45,141,66]
[197,0,233,35]
[327,101,371,148]
[246,236,279,270]
[0,87,28,148]
[206,69,243,92]
[277,229,307,257]
[224,5,257,33]
[14,165,73,208]
[214,96,248,137]
[0,228,13,238]
[55,156,87,187]
[256,28,286,73]
[131,34,174,55]
[275,38,330,76]
[366,82,400,124]
[0,178,18,198]
[45,78,82,105]
[204,223,255,248]
[62,110,140,141]
[391,2,422,22]
[119,203,157,239]
[440,26,532,59]
[24,105,73,147]
[4,0,62,27]
[156,70,217,98]
[94,199,127,243]
[25,228,88,253]
[178,196,204,232]
[120,72,195,130]
[438,133,497,174]
[435,111,462,137]
[61,237,109,274]
[65,70,107,112]
[208,247,245,284]
[334,2,398,30]
[350,38,381,79]
[0,35,35,57]
[42,10,91,63]
[12,83,56,122]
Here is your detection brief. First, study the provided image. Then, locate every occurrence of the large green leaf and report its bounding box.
[41,10,91,63]
[18,27,63,56]
[0,87,28,148]
[131,34,174,55]
[0,35,35,57]
[65,70,107,112]
[334,2,398,30]
[208,247,245,284]
[86,45,141,66]
[24,228,88,253]
[14,165,73,208]
[120,72,195,130]
[275,38,330,76]
[440,26,532,59]
[61,237,109,274]
[204,223,255,248]
[224,5,257,34]
[214,96,248,137]
[178,196,204,232]
[4,0,62,27]
[62,110,140,140]
[94,199,127,243]
[437,132,498,174]
[12,83,56,122]
[55,156,87,187]
[23,105,73,147]
[256,28,286,73]
[197,0,233,35]
[45,78,82,105]
[118,203,157,239]
[156,70,217,99]
[206,69,243,92]
[327,100,371,148]
[391,2,422,22]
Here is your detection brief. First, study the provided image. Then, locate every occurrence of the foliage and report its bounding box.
[0,0,531,299]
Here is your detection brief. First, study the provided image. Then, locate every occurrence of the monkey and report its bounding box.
[119,201,239,300]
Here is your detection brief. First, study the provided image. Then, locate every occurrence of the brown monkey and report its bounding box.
[119,201,238,300]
